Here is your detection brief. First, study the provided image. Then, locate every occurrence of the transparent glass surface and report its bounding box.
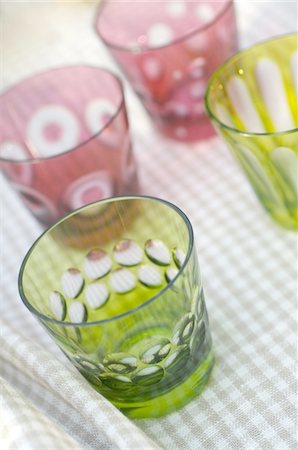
[96,0,237,142]
[205,34,298,230]
[19,196,214,418]
[0,66,138,226]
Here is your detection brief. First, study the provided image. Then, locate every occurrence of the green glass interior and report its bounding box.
[19,196,214,418]
[205,34,298,230]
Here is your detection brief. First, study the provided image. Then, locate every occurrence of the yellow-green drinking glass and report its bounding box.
[19,196,214,419]
[205,34,297,230]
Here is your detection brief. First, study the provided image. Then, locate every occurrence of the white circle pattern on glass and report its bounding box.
[144,239,171,265]
[51,240,189,322]
[195,4,215,24]
[142,57,163,81]
[68,301,87,323]
[189,57,206,79]
[172,70,183,80]
[103,353,138,373]
[173,247,186,268]
[85,283,109,309]
[140,337,171,364]
[100,373,132,390]
[113,240,143,266]
[166,101,189,117]
[61,268,84,299]
[189,81,206,99]
[172,313,196,345]
[49,291,66,321]
[132,365,164,386]
[93,298,206,388]
[73,356,104,374]
[85,99,116,134]
[110,268,137,294]
[165,267,179,282]
[147,23,174,47]
[163,349,180,368]
[27,105,80,157]
[84,249,113,279]
[165,0,187,18]
[63,171,113,212]
[138,265,162,287]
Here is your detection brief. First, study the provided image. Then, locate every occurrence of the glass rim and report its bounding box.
[0,65,126,163]
[204,32,298,138]
[95,0,234,53]
[18,195,195,327]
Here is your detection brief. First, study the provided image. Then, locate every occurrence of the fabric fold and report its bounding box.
[0,376,85,450]
[0,320,162,450]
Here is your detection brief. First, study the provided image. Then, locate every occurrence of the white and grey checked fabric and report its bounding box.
[1,1,297,450]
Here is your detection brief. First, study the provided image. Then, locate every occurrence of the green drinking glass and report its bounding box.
[205,34,298,230]
[19,196,214,419]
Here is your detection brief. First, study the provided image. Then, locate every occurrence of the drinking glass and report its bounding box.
[95,0,237,142]
[19,196,214,419]
[205,34,298,230]
[0,66,138,226]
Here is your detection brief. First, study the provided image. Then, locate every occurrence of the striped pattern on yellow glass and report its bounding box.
[205,34,298,230]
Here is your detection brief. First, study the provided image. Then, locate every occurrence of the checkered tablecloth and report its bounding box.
[1,1,297,449]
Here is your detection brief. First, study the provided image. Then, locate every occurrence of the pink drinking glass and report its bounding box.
[95,0,237,142]
[0,66,138,225]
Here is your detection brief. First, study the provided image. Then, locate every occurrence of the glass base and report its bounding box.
[113,352,215,419]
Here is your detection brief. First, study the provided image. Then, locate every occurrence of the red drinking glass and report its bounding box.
[95,0,237,142]
[0,66,138,225]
